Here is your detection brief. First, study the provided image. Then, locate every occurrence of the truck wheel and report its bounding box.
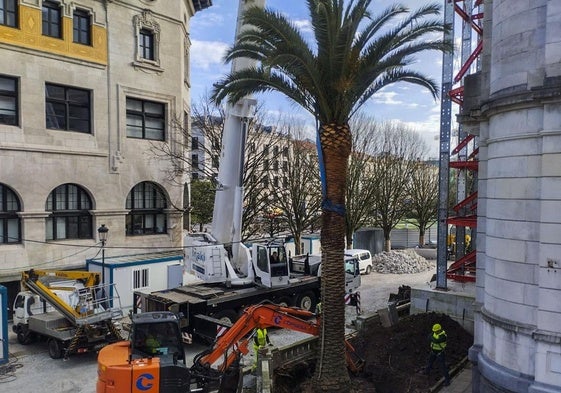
[296,291,317,312]
[365,265,372,275]
[276,297,292,307]
[48,338,63,359]
[17,330,34,345]
[213,310,238,326]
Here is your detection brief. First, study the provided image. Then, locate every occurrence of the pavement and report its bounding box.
[437,361,473,393]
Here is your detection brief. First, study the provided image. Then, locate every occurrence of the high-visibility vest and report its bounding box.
[255,328,268,347]
[430,330,447,352]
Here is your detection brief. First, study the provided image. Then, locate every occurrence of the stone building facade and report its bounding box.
[461,1,561,392]
[0,0,211,303]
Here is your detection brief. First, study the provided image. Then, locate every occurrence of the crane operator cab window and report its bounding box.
[269,246,288,277]
[132,322,184,362]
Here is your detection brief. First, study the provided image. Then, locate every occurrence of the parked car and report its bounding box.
[345,249,373,275]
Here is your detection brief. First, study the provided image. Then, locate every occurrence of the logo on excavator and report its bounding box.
[136,373,154,390]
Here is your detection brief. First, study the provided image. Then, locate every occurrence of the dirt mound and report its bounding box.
[274,312,473,393]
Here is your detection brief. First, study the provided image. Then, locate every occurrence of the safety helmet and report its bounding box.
[432,323,442,332]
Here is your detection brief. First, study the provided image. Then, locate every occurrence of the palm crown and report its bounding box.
[212,0,451,125]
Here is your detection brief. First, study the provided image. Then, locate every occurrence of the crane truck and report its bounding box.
[97,304,364,393]
[12,269,123,359]
[134,0,361,343]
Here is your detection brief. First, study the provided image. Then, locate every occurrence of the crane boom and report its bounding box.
[211,0,265,255]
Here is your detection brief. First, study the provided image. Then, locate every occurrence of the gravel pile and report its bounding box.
[372,249,434,274]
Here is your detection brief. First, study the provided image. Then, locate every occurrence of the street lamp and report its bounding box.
[97,224,109,285]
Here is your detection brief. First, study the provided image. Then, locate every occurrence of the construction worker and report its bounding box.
[145,332,161,355]
[423,323,451,386]
[252,327,272,371]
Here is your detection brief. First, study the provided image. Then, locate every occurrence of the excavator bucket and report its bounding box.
[345,340,365,375]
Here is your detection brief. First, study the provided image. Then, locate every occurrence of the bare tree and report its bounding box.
[406,161,439,246]
[241,125,287,241]
[269,121,322,254]
[150,93,283,240]
[369,122,429,251]
[345,115,382,248]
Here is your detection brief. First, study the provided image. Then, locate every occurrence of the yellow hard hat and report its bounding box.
[432,323,442,332]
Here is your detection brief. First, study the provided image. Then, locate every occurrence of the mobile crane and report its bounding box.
[97,304,364,393]
[12,269,123,359]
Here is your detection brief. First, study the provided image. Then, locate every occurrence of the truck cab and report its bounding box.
[12,292,54,328]
[252,243,290,288]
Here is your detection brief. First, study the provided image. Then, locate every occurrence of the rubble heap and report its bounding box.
[372,249,434,274]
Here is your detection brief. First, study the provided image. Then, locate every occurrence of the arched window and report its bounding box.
[0,183,21,244]
[46,184,92,240]
[126,182,167,235]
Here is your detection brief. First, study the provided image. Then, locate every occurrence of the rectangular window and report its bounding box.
[133,268,149,290]
[42,1,61,38]
[0,75,18,126]
[0,0,17,27]
[126,97,165,141]
[191,136,199,150]
[45,83,91,133]
[73,9,91,45]
[139,29,154,60]
[192,154,199,170]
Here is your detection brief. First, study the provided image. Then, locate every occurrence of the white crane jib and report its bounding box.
[210,0,264,272]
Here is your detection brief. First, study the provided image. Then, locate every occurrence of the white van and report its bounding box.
[344,249,373,275]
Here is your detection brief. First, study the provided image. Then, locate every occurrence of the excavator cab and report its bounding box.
[97,312,191,393]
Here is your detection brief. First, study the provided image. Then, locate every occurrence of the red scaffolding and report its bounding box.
[445,0,483,283]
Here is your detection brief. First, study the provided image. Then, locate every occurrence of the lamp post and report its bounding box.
[97,224,109,285]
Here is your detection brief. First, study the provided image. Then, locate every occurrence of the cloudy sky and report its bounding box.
[189,0,449,158]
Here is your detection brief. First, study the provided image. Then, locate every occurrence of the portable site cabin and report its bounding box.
[86,251,184,312]
[284,233,322,257]
[0,285,8,365]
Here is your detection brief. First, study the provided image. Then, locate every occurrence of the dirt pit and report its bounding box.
[274,312,473,393]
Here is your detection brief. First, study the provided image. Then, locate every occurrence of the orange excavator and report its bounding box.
[96,304,364,393]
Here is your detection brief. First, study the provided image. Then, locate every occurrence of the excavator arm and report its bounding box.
[195,303,318,371]
[193,303,364,375]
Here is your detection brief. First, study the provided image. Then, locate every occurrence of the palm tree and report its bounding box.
[212,1,451,391]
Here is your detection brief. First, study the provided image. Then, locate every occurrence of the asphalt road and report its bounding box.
[0,265,436,393]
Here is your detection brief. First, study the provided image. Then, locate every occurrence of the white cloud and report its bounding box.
[293,18,312,34]
[191,40,229,70]
[191,11,225,29]
[372,91,404,105]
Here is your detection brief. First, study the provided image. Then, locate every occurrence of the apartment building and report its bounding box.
[0,0,211,303]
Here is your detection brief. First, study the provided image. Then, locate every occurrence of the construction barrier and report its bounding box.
[0,285,7,365]
[345,292,362,315]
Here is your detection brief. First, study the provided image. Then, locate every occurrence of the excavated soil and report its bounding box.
[274,312,473,393]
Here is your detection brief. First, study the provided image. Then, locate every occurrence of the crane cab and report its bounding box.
[252,243,290,288]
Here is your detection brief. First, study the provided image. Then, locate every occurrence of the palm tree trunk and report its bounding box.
[314,123,352,392]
